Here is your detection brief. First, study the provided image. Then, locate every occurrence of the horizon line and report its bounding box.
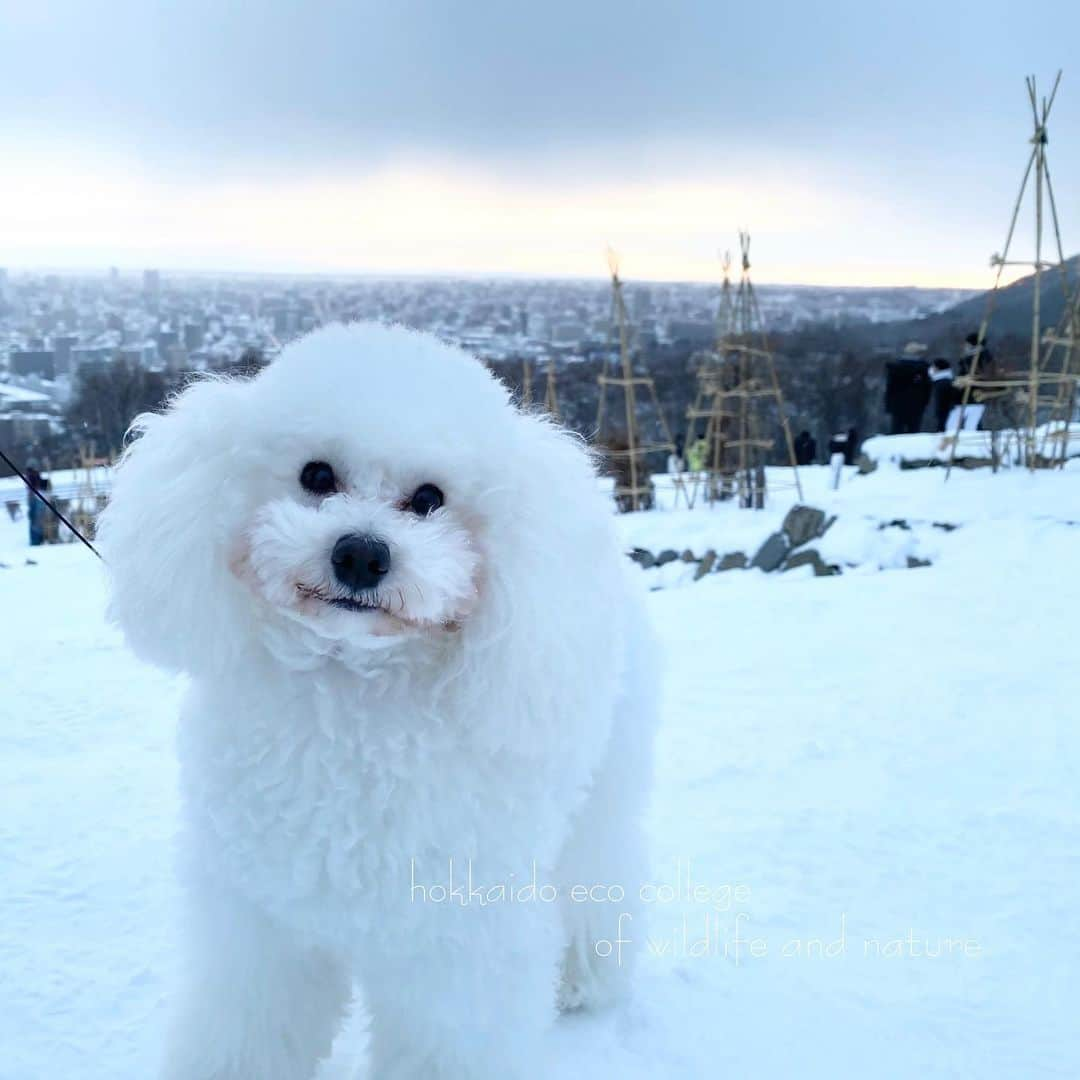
[2,263,996,293]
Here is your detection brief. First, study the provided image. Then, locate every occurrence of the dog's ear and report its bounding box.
[457,413,628,757]
[97,376,253,675]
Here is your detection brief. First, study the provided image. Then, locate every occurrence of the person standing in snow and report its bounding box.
[794,430,817,465]
[686,435,708,474]
[844,427,859,465]
[948,332,992,432]
[667,433,686,474]
[958,331,993,378]
[929,358,956,432]
[25,467,46,547]
[884,342,932,434]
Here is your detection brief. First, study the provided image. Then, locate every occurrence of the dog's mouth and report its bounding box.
[327,596,387,613]
[294,582,462,634]
[297,582,402,619]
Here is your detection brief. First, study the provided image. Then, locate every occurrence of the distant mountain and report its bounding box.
[821,254,1080,356]
[936,254,1079,339]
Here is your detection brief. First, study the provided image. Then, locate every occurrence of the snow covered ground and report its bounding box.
[1,463,1078,1077]
[860,422,1080,468]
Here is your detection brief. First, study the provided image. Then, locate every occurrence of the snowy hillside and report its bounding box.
[1,463,1078,1077]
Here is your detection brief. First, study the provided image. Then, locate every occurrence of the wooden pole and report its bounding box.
[614,272,641,509]
[1029,77,1044,466]
[544,358,559,418]
[522,358,533,409]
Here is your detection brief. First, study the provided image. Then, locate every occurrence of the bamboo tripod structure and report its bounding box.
[684,252,737,507]
[685,233,802,508]
[946,71,1078,477]
[595,250,675,512]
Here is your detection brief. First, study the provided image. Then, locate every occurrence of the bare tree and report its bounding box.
[66,358,171,457]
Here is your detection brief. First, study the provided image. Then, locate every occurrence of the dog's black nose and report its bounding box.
[331,534,391,592]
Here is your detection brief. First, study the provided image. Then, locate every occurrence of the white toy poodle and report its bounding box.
[98,322,657,1080]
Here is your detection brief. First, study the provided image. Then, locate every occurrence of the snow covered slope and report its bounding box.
[1,465,1078,1077]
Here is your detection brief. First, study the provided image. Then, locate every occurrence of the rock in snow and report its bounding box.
[751,531,790,572]
[780,504,831,548]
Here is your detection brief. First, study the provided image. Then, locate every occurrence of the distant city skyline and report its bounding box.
[2,2,1078,288]
[0,263,975,458]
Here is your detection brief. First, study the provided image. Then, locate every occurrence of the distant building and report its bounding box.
[157,345,186,373]
[0,382,53,412]
[668,319,715,348]
[117,344,156,367]
[0,413,55,445]
[273,308,301,338]
[630,286,653,319]
[183,322,205,352]
[52,334,79,376]
[525,312,549,339]
[551,320,585,346]
[155,329,179,357]
[0,379,59,445]
[143,269,161,298]
[70,346,114,372]
[637,328,659,354]
[10,350,56,380]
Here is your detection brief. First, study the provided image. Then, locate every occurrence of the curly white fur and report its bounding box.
[97,322,658,1080]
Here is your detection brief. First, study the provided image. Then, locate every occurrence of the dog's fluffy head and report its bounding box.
[97,323,619,680]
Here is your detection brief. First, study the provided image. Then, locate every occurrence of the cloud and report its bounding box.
[4,0,1077,177]
[1,1,1077,282]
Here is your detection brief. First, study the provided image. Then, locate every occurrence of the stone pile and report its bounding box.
[628,505,842,579]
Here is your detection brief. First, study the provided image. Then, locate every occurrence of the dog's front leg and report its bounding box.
[363,905,560,1080]
[161,878,352,1080]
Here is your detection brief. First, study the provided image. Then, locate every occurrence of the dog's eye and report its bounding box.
[408,483,444,516]
[300,461,336,495]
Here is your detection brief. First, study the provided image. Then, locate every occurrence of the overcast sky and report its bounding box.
[2,1,1078,286]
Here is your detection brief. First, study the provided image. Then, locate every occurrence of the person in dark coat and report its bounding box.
[25,467,46,546]
[929,358,956,432]
[884,343,932,434]
[826,428,861,466]
[844,427,859,465]
[793,430,817,466]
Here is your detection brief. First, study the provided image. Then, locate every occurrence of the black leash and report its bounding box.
[0,447,103,560]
